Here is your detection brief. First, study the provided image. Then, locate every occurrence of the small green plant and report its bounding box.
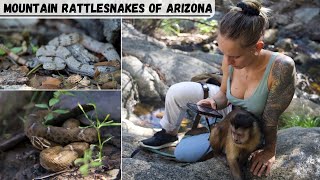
[75,103,120,176]
[35,91,73,122]
[160,19,181,35]
[195,19,218,34]
[279,113,320,129]
[74,148,103,176]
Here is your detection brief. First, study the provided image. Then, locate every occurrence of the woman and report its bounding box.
[140,0,296,177]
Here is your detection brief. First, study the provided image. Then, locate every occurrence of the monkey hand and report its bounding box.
[197,98,217,109]
[249,149,275,177]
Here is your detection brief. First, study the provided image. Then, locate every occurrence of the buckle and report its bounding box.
[202,83,209,90]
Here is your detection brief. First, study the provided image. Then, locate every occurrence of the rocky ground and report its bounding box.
[122,0,320,179]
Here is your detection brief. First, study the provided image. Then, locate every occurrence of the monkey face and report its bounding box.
[230,125,251,145]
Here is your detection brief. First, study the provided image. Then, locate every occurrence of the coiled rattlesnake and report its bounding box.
[35,33,120,77]
[24,110,97,172]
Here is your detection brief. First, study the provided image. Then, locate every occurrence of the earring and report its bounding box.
[254,52,258,56]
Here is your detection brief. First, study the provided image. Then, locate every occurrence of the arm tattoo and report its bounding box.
[262,56,296,152]
[262,57,296,127]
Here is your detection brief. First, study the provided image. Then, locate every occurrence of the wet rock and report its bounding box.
[306,15,320,41]
[294,8,320,24]
[202,44,211,52]
[275,38,294,51]
[178,20,196,32]
[274,14,291,26]
[282,23,304,38]
[293,53,309,66]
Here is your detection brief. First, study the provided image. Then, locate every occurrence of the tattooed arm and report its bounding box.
[250,55,296,177]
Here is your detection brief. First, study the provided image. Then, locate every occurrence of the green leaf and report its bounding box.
[87,103,97,109]
[31,44,38,54]
[102,136,113,146]
[99,122,121,128]
[74,158,85,165]
[45,113,54,121]
[78,103,90,120]
[83,149,92,160]
[103,114,110,123]
[49,98,59,107]
[79,164,89,176]
[53,91,62,98]
[0,49,6,56]
[35,103,49,109]
[90,161,102,167]
[53,109,69,114]
[11,47,22,54]
[62,91,75,96]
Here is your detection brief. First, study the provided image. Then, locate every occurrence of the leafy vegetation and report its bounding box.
[195,19,218,34]
[35,91,73,122]
[75,103,120,176]
[131,19,218,36]
[279,113,320,129]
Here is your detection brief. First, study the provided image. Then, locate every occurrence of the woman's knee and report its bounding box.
[166,82,201,104]
[174,133,211,162]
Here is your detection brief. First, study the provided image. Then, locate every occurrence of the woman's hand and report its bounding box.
[249,149,276,177]
[197,98,217,109]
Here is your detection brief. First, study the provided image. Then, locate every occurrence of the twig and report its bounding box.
[32,168,77,180]
[27,64,42,76]
[0,133,27,152]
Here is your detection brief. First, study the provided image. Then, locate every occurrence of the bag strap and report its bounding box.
[192,82,209,130]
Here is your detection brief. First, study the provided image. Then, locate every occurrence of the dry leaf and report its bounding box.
[79,77,91,87]
[102,81,118,89]
[41,77,61,89]
[28,75,44,88]
[66,74,82,84]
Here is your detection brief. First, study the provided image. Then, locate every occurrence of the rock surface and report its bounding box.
[122,117,320,180]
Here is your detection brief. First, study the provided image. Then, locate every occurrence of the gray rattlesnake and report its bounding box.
[36,33,120,77]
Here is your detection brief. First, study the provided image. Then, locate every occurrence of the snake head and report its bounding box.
[30,136,52,150]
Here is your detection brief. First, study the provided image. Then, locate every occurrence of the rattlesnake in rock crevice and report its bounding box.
[35,33,120,77]
[24,110,98,172]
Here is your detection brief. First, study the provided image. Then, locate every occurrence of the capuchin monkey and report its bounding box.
[209,108,262,180]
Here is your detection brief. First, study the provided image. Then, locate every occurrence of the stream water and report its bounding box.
[133,102,192,132]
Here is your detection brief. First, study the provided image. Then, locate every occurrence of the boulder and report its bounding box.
[56,91,121,123]
[122,23,221,86]
[264,29,278,45]
[122,117,320,180]
[122,56,168,102]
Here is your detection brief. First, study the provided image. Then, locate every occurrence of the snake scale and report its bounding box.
[24,109,98,172]
[36,33,120,77]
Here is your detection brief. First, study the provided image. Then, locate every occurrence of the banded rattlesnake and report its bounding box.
[24,108,98,172]
[35,33,120,77]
